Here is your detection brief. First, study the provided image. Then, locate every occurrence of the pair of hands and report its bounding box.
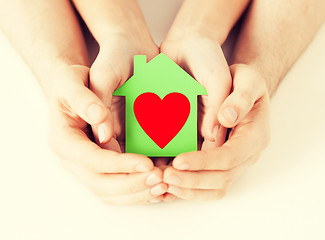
[48,31,270,204]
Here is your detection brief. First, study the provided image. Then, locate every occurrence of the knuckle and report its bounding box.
[186,190,196,201]
[190,174,201,189]
[216,190,226,200]
[226,149,238,170]
[89,64,102,82]
[127,180,142,194]
[220,158,235,171]
[200,152,209,170]
[236,90,254,109]
[85,156,99,173]
[90,59,120,87]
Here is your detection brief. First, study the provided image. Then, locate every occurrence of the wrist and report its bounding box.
[165,0,250,45]
[164,19,228,46]
[96,27,156,51]
[164,25,227,46]
[78,1,153,47]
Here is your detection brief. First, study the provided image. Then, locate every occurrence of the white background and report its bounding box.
[1,1,325,239]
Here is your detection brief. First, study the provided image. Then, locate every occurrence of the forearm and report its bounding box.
[165,0,250,44]
[232,0,325,96]
[0,0,88,97]
[72,0,154,46]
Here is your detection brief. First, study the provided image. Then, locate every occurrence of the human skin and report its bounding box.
[163,0,325,200]
[161,0,251,146]
[70,0,169,204]
[1,0,324,204]
[0,0,166,205]
[159,0,251,202]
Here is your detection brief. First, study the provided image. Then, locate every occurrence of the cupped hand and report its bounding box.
[163,64,271,201]
[161,35,232,146]
[160,35,232,201]
[89,32,159,148]
[48,65,167,205]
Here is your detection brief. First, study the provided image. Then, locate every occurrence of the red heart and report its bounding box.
[133,92,190,149]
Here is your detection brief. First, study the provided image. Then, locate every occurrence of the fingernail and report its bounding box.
[87,103,103,123]
[135,164,151,172]
[150,185,166,196]
[212,125,219,142]
[98,125,106,144]
[148,198,161,204]
[165,174,181,185]
[146,174,162,186]
[176,163,190,170]
[168,186,182,195]
[222,107,238,123]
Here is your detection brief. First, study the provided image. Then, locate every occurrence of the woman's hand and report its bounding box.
[159,35,232,201]
[71,0,160,147]
[48,65,167,205]
[67,0,167,204]
[163,64,270,201]
[89,33,159,148]
[161,35,232,147]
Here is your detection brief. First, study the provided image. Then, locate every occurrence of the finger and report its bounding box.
[100,183,168,205]
[61,159,163,196]
[89,52,131,143]
[173,97,269,171]
[173,134,257,171]
[49,105,154,173]
[59,65,109,126]
[165,152,260,190]
[99,137,122,153]
[148,195,165,204]
[185,43,232,145]
[173,123,265,171]
[167,185,225,201]
[218,64,267,128]
[164,166,229,190]
[92,113,114,145]
[162,41,231,145]
[167,154,261,201]
[163,193,178,202]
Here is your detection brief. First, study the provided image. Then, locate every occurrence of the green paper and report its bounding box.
[113,53,207,156]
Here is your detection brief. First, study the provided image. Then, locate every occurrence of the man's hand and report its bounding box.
[49,65,167,205]
[163,64,270,200]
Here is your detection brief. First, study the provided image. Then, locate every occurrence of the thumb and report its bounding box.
[218,64,266,128]
[193,61,232,145]
[200,71,232,146]
[60,66,109,126]
[173,43,232,146]
[88,61,122,145]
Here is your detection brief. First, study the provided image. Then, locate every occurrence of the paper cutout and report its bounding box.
[113,53,207,156]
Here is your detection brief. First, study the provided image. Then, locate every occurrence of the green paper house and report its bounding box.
[113,53,207,157]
